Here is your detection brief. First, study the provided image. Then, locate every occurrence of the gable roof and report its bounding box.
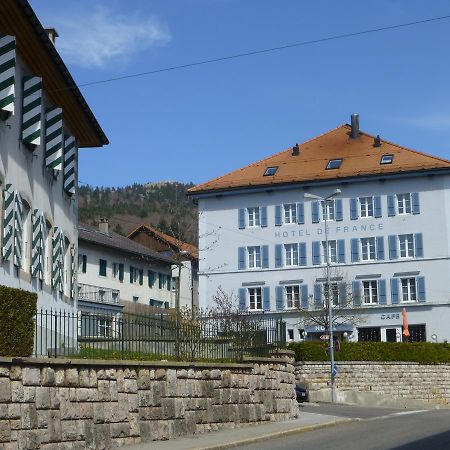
[0,0,108,147]
[78,224,175,265]
[188,124,450,195]
[128,224,199,260]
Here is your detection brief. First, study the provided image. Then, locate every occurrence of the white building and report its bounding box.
[78,220,175,318]
[189,116,450,343]
[0,1,107,313]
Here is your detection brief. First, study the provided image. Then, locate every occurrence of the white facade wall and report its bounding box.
[0,53,78,311]
[78,242,173,308]
[197,173,450,342]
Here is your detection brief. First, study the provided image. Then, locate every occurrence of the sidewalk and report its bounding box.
[124,409,355,450]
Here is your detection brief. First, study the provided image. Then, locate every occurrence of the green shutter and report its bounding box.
[139,269,143,285]
[0,34,16,114]
[82,254,87,273]
[52,228,64,292]
[119,263,124,282]
[22,76,42,146]
[31,209,45,279]
[130,266,134,283]
[70,244,76,299]
[45,107,63,170]
[63,135,76,194]
[167,276,171,291]
[13,191,23,268]
[2,185,14,261]
[99,259,107,276]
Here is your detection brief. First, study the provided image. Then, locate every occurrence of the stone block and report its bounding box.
[41,368,55,386]
[78,369,90,387]
[166,369,177,397]
[20,404,38,429]
[97,380,111,401]
[93,424,111,450]
[93,402,105,424]
[210,369,222,380]
[55,369,65,386]
[0,379,11,404]
[110,422,130,438]
[35,387,51,409]
[152,381,166,406]
[37,410,49,429]
[9,366,21,381]
[138,390,153,407]
[124,378,138,394]
[0,404,7,419]
[0,420,11,443]
[155,368,166,380]
[79,402,94,419]
[137,369,150,389]
[128,393,139,413]
[22,368,40,386]
[49,387,60,409]
[17,430,41,450]
[129,413,140,437]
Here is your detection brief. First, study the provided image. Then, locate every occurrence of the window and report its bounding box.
[380,154,393,165]
[130,266,139,284]
[284,244,298,266]
[397,193,411,214]
[285,285,300,309]
[248,246,261,269]
[363,281,378,304]
[284,203,297,224]
[98,318,112,338]
[264,166,278,176]
[321,200,335,221]
[324,282,339,307]
[361,237,376,261]
[99,259,107,277]
[133,296,139,303]
[112,263,120,279]
[287,329,294,341]
[111,292,119,303]
[326,159,342,170]
[98,290,105,302]
[247,207,260,227]
[401,278,417,302]
[358,327,381,342]
[248,287,262,311]
[399,234,414,258]
[158,273,165,289]
[359,197,374,218]
[405,324,426,342]
[322,240,337,263]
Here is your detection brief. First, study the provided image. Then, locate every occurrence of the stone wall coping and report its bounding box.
[295,361,447,366]
[0,356,256,370]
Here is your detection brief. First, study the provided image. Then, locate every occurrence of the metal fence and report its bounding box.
[33,309,287,362]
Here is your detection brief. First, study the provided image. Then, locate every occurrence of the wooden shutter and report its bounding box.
[300,284,309,309]
[45,107,63,170]
[275,286,283,310]
[298,242,307,266]
[260,207,267,227]
[414,233,423,258]
[374,196,382,218]
[388,235,398,260]
[337,239,345,263]
[417,277,426,302]
[63,136,77,195]
[350,198,358,220]
[311,201,320,223]
[390,278,399,304]
[352,281,361,306]
[335,199,343,221]
[22,76,42,146]
[275,244,282,268]
[238,209,245,229]
[376,236,385,260]
[350,238,359,262]
[238,247,246,270]
[411,193,420,215]
[378,279,387,305]
[275,205,282,226]
[0,34,16,114]
[312,241,321,265]
[263,287,270,311]
[297,203,305,224]
[387,195,396,217]
[261,245,269,269]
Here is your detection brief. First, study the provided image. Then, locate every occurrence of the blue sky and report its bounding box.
[30,0,450,187]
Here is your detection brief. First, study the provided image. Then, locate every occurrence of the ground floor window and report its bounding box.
[404,324,426,342]
[248,287,262,311]
[358,327,381,342]
[285,285,300,309]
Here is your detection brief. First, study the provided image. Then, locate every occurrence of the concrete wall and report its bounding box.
[296,361,450,406]
[0,355,297,449]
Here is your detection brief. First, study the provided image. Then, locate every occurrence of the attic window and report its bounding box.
[380,154,394,165]
[264,166,278,176]
[326,159,342,170]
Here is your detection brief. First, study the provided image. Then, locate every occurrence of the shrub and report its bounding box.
[0,285,37,357]
[288,341,450,364]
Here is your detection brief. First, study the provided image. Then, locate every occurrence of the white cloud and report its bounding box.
[53,5,170,68]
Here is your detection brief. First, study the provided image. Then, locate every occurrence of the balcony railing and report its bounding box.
[78,283,120,304]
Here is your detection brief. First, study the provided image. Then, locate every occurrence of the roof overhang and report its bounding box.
[0,0,108,147]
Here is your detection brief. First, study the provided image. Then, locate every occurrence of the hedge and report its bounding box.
[0,285,37,357]
[288,341,450,364]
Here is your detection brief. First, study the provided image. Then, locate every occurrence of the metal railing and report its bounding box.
[33,309,287,362]
[77,283,120,304]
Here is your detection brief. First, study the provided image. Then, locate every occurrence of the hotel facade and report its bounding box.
[189,117,450,343]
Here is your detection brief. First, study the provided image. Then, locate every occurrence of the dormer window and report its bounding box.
[264,166,278,176]
[380,154,393,165]
[326,159,342,170]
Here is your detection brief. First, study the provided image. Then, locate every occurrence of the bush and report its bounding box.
[288,341,450,364]
[0,285,37,357]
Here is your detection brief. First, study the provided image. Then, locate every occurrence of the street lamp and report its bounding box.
[304,188,341,403]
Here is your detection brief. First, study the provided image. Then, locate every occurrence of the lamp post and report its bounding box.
[174,249,189,359]
[304,188,341,403]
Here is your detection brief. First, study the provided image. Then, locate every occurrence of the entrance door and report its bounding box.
[386,328,397,342]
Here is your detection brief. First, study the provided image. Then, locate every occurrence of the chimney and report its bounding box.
[373,135,382,147]
[99,218,109,235]
[44,28,59,45]
[292,143,300,156]
[350,114,360,139]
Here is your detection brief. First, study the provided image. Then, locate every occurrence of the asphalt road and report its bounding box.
[236,403,450,450]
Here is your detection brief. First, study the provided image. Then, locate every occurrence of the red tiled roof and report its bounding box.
[188,125,450,194]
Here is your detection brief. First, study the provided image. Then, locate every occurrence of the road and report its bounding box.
[236,403,450,450]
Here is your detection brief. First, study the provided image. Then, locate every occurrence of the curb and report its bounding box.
[191,418,357,450]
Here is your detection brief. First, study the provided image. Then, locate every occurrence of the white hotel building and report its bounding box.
[189,117,450,343]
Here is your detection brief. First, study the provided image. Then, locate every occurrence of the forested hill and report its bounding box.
[78,182,198,244]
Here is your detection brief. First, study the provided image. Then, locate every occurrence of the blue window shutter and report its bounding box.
[238,247,246,270]
[263,287,271,311]
[262,245,269,268]
[294,244,299,266]
[337,239,345,263]
[311,201,320,223]
[238,209,245,229]
[335,199,343,221]
[379,279,387,305]
[352,281,361,306]
[414,233,423,258]
[350,198,358,220]
[301,284,308,309]
[387,195,396,217]
[297,203,305,224]
[417,277,426,302]
[350,238,359,262]
[314,284,322,308]
[374,196,382,218]
[312,241,321,265]
[339,282,347,307]
[412,193,420,215]
[275,205,282,226]
[238,288,246,311]
[376,236,385,260]
[275,244,282,268]
[260,206,267,227]
[390,278,399,304]
[276,286,284,310]
[299,242,307,266]
[388,235,398,260]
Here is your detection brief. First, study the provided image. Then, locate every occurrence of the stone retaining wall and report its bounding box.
[296,361,450,405]
[0,354,297,449]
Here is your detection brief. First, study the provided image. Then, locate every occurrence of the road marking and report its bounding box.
[366,410,430,421]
